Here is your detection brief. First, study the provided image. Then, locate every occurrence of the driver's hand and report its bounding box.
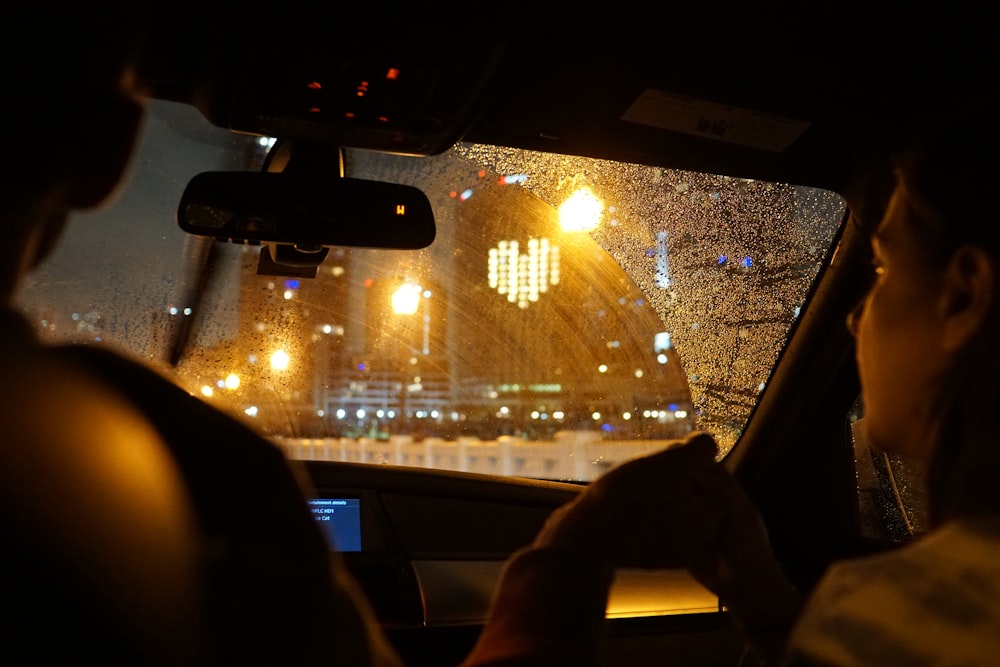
[533,431,725,570]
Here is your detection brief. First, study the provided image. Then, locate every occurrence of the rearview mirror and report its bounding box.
[177,171,436,250]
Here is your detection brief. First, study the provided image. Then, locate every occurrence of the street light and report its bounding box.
[391,281,425,432]
[391,281,422,315]
[270,349,290,371]
[558,186,603,233]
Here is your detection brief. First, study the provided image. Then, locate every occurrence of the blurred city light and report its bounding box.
[270,349,290,371]
[558,186,602,232]
[392,282,422,315]
[488,238,560,308]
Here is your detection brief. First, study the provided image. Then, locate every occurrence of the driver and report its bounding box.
[1,7,399,666]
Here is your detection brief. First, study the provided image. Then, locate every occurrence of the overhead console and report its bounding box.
[138,19,512,156]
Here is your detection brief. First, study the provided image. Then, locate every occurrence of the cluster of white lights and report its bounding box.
[200,373,241,398]
[325,408,449,421]
[529,410,565,420]
[642,409,689,420]
[488,238,560,308]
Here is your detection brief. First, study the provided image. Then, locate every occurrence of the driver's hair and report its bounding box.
[890,108,1000,525]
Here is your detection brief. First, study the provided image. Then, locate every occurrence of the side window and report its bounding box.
[850,397,929,543]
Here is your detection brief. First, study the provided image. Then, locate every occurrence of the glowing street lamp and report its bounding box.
[390,281,428,431]
[558,186,603,233]
[270,349,290,371]
[391,282,422,315]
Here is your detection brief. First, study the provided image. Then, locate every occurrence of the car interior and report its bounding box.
[16,10,994,667]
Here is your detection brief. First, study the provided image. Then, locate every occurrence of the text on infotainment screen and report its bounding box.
[308,498,361,552]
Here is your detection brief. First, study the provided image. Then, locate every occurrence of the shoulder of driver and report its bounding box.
[0,347,201,656]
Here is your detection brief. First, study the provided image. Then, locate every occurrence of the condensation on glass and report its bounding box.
[849,398,929,541]
[16,99,846,479]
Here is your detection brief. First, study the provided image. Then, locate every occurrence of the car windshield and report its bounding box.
[16,99,846,481]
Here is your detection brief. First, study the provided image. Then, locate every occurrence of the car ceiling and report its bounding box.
[137,10,997,213]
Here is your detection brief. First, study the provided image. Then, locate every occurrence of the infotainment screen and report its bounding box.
[307,498,362,552]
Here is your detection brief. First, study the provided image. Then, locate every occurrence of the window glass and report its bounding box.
[17,99,846,480]
[850,399,929,541]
